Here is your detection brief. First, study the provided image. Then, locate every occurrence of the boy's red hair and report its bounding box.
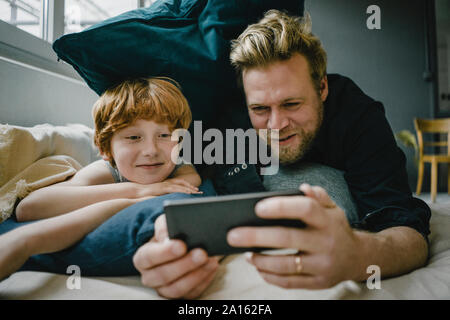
[92,77,192,165]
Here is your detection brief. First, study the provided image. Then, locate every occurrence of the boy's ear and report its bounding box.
[100,153,110,161]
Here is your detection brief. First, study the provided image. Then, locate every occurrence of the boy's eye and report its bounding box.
[126,135,141,140]
[159,133,172,139]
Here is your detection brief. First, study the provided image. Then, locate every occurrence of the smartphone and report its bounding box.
[163,189,305,256]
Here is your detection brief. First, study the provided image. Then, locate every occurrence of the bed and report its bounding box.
[1,123,450,300]
[0,198,449,300]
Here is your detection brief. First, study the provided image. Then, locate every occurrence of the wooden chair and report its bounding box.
[414,118,450,202]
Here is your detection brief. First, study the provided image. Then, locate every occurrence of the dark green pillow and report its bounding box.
[53,0,304,130]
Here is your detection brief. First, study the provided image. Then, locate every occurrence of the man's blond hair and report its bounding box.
[230,10,327,92]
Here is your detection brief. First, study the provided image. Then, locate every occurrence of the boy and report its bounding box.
[0,77,201,280]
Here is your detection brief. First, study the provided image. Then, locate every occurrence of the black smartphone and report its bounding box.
[163,189,305,256]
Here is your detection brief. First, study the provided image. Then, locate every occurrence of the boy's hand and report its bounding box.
[134,179,202,197]
[133,215,219,299]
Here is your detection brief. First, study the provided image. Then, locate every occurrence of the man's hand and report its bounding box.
[133,214,219,299]
[226,184,363,289]
[134,179,203,197]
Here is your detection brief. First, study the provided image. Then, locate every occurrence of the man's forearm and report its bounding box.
[352,226,428,282]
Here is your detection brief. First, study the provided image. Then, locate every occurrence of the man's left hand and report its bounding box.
[227,183,364,289]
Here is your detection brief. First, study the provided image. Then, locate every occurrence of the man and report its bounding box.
[133,10,430,297]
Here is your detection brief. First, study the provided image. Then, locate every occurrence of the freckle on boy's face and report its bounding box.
[110,119,178,184]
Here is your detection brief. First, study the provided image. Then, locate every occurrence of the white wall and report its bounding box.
[0,57,97,127]
[0,20,98,128]
[306,0,437,191]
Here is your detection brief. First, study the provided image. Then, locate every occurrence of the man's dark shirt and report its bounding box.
[213,73,431,239]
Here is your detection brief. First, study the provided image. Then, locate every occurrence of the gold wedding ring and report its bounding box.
[294,255,303,274]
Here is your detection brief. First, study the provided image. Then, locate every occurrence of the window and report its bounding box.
[0,0,158,42]
[0,0,157,80]
[0,0,43,38]
[64,0,139,35]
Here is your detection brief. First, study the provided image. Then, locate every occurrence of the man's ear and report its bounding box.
[319,76,328,102]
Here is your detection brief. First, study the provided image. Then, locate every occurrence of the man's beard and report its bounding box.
[262,101,324,165]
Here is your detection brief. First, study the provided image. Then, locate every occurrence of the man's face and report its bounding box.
[242,53,328,165]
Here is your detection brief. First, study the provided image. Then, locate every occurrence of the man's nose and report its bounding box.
[268,108,289,130]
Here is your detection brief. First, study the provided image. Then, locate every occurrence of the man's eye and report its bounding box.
[252,106,269,113]
[283,102,300,108]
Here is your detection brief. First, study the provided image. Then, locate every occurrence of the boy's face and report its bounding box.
[108,119,179,184]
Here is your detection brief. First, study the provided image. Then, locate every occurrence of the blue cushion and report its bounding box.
[4,0,306,276]
[53,0,304,130]
[1,180,216,276]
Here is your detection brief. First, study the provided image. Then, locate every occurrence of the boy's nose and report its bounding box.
[142,138,158,157]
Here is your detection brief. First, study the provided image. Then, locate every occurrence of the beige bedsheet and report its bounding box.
[1,200,449,300]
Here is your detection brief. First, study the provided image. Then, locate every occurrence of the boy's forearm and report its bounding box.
[173,172,202,187]
[184,173,202,187]
[16,183,140,221]
[23,198,137,256]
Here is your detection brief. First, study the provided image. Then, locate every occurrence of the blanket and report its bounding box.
[1,199,449,299]
[0,123,99,222]
[0,155,82,222]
